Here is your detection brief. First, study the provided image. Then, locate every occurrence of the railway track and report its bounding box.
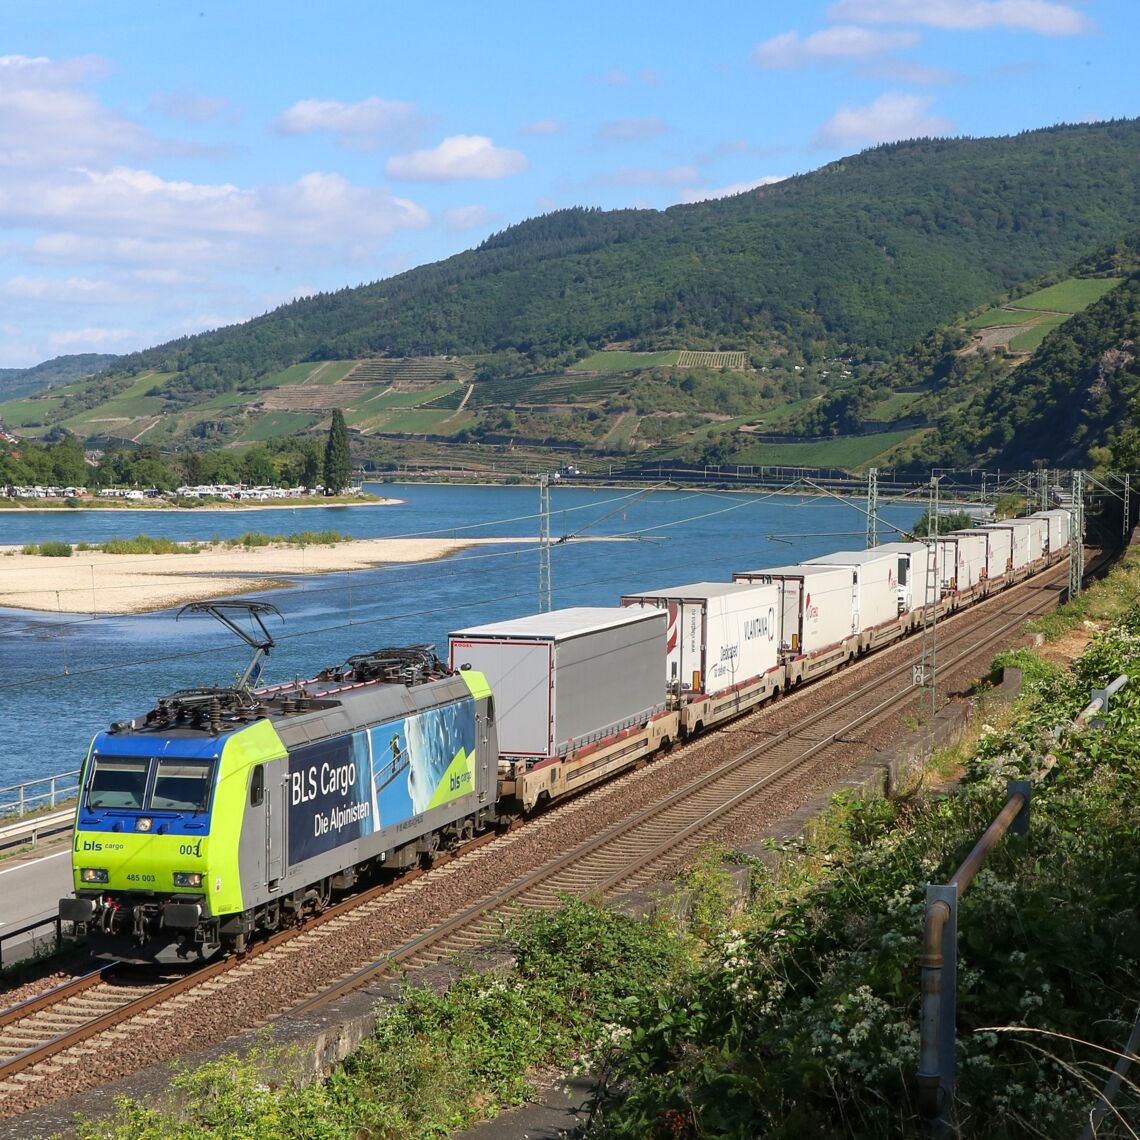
[0,559,1077,1115]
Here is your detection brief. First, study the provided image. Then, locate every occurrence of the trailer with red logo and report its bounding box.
[802,549,905,651]
[981,521,1031,579]
[620,581,782,734]
[942,530,990,602]
[1004,516,1048,569]
[872,541,934,620]
[448,607,675,811]
[731,564,857,686]
[977,524,1014,581]
[1031,509,1071,560]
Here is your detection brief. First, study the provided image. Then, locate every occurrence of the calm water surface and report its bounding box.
[0,483,921,786]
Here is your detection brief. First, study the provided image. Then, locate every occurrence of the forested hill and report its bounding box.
[113,119,1140,393]
[0,354,119,401]
[921,269,1140,468]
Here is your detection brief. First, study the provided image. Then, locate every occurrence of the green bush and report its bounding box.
[98,535,197,555]
[73,901,687,1139]
[224,530,350,549]
[587,622,1140,1139]
[21,541,73,556]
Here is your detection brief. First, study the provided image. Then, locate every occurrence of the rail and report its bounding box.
[916,674,1130,1131]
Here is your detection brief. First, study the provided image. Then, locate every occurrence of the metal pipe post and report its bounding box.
[918,884,958,1127]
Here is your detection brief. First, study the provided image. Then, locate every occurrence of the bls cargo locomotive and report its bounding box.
[60,603,497,965]
[60,508,1073,964]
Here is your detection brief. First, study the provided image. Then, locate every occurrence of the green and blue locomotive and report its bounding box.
[60,620,497,965]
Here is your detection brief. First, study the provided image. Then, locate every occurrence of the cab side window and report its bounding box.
[250,765,264,807]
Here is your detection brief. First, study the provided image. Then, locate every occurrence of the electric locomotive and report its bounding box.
[59,603,498,965]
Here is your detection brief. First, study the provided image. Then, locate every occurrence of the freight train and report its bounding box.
[59,509,1073,964]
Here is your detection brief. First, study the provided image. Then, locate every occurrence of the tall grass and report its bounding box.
[224,530,351,548]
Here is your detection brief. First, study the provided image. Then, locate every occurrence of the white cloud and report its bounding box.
[864,59,958,83]
[598,117,667,142]
[31,232,222,266]
[48,326,139,352]
[520,119,564,136]
[386,135,527,181]
[605,165,699,187]
[149,90,233,123]
[0,55,446,365]
[445,205,493,232]
[0,275,120,302]
[827,0,1093,35]
[1,166,430,277]
[815,91,955,147]
[679,176,788,203]
[754,26,919,68]
[0,54,155,170]
[273,96,426,148]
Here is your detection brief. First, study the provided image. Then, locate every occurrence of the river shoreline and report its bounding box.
[0,494,400,513]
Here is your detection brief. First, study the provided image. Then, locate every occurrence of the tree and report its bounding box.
[911,509,976,536]
[241,445,276,486]
[323,409,351,494]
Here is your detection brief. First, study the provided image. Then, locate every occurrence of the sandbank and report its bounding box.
[0,537,533,615]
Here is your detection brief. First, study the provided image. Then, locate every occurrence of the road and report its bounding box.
[0,844,73,967]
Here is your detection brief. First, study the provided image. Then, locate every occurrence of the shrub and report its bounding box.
[22,541,72,556]
[98,535,196,555]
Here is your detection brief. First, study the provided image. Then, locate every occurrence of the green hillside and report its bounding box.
[918,271,1140,468]
[87,120,1140,382]
[0,354,119,401]
[5,120,1140,474]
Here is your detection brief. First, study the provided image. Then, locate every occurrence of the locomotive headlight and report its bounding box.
[135,817,153,833]
[173,871,204,888]
[80,868,109,884]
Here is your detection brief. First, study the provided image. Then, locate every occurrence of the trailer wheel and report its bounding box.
[659,735,673,754]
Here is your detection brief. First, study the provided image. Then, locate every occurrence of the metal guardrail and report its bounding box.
[0,808,75,851]
[0,770,79,820]
[916,674,1130,1132]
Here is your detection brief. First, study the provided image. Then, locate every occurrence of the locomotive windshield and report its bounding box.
[85,754,216,812]
[151,758,213,811]
[87,756,150,809]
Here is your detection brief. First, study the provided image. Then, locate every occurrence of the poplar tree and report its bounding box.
[322,409,351,494]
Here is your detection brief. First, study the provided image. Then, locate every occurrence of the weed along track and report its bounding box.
[0,562,1074,1121]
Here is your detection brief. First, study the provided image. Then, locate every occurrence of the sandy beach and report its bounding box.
[0,537,532,615]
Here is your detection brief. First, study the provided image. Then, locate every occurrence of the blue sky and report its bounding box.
[0,0,1134,368]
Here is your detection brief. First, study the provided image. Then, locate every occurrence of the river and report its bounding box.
[0,482,922,787]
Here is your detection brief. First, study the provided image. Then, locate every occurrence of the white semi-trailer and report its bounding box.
[620,580,782,732]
